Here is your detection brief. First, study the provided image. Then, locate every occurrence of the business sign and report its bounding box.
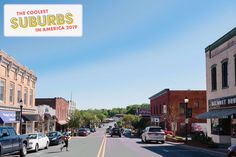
[209,95,236,110]
[4,4,83,37]
[136,108,151,116]
[0,111,16,123]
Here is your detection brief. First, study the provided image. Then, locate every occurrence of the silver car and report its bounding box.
[141,126,165,143]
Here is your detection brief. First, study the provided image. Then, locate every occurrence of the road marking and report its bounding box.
[97,136,106,157]
[101,136,107,157]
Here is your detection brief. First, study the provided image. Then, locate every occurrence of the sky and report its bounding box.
[1,0,236,109]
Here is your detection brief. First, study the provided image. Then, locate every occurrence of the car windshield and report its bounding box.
[48,132,57,137]
[79,128,86,131]
[113,128,119,131]
[28,134,37,139]
[149,128,162,132]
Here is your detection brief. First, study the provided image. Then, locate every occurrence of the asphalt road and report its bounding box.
[24,124,226,157]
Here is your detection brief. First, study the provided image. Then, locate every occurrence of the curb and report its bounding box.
[167,142,227,156]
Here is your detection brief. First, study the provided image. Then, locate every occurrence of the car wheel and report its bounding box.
[45,142,49,149]
[161,141,165,144]
[20,143,27,157]
[111,135,113,137]
[35,143,39,152]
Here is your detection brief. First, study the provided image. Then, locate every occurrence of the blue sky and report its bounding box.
[1,0,236,109]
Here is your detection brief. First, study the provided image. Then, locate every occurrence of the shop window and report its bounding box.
[211,65,217,91]
[211,118,230,135]
[0,80,5,102]
[222,59,228,88]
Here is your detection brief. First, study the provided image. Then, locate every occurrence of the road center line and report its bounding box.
[101,136,107,157]
[97,136,105,157]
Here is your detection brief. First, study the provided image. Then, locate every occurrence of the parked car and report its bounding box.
[164,130,174,135]
[111,128,122,137]
[90,128,96,133]
[27,133,49,152]
[123,128,132,137]
[228,145,236,157]
[0,126,27,157]
[78,128,89,136]
[47,131,63,145]
[85,128,91,134]
[141,126,165,143]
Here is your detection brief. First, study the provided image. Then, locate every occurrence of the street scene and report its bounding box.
[1,0,236,157]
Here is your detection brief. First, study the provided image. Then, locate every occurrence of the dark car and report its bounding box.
[78,128,89,136]
[111,128,121,137]
[228,145,236,157]
[90,128,96,133]
[0,126,27,157]
[47,131,63,145]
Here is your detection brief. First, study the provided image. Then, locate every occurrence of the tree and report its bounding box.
[166,104,179,136]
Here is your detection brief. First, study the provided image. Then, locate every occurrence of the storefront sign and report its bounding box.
[209,95,236,110]
[4,4,83,37]
[0,111,16,123]
[136,108,151,116]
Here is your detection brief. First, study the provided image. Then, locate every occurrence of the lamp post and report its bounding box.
[184,97,189,143]
[19,99,23,134]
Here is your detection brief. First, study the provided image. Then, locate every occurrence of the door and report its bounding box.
[8,128,20,152]
[0,128,12,154]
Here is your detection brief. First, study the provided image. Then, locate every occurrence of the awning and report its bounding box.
[196,108,236,119]
[22,114,40,121]
[0,111,17,123]
[57,120,67,125]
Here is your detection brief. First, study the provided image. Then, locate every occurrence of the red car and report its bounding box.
[78,128,89,136]
[164,130,173,135]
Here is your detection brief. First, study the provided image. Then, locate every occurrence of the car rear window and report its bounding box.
[149,128,162,132]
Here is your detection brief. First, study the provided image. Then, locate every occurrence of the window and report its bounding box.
[0,80,5,102]
[9,83,14,103]
[211,118,230,135]
[179,103,185,114]
[30,89,33,106]
[234,55,236,85]
[222,59,228,88]
[211,66,217,90]
[24,88,28,105]
[17,85,22,103]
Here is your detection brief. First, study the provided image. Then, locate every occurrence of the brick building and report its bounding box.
[0,50,37,134]
[149,89,206,136]
[35,97,69,131]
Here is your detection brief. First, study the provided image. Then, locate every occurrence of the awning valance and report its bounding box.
[196,108,236,119]
[22,114,40,121]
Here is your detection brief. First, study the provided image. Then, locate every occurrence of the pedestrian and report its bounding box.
[60,131,71,151]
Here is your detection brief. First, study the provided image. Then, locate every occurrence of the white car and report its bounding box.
[141,126,166,143]
[28,133,50,152]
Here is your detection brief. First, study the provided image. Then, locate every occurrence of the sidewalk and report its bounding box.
[167,141,229,156]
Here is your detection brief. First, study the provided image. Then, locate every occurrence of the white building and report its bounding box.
[198,27,236,145]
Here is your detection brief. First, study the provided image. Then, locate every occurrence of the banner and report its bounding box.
[4,4,83,37]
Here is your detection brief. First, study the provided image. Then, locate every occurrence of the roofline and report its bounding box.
[149,89,206,100]
[149,89,169,100]
[205,27,236,52]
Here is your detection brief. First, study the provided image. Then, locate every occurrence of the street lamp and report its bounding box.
[184,97,189,143]
[19,99,23,134]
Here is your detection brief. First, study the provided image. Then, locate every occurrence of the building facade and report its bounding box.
[150,89,206,136]
[0,50,37,134]
[35,97,69,132]
[198,27,236,144]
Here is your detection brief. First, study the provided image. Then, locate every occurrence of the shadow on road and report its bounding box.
[46,150,62,154]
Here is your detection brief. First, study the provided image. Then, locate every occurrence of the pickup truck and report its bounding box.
[0,126,28,157]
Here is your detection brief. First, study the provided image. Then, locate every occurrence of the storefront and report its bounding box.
[197,95,236,144]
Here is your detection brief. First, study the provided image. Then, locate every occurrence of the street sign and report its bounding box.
[15,111,21,121]
[186,108,192,118]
